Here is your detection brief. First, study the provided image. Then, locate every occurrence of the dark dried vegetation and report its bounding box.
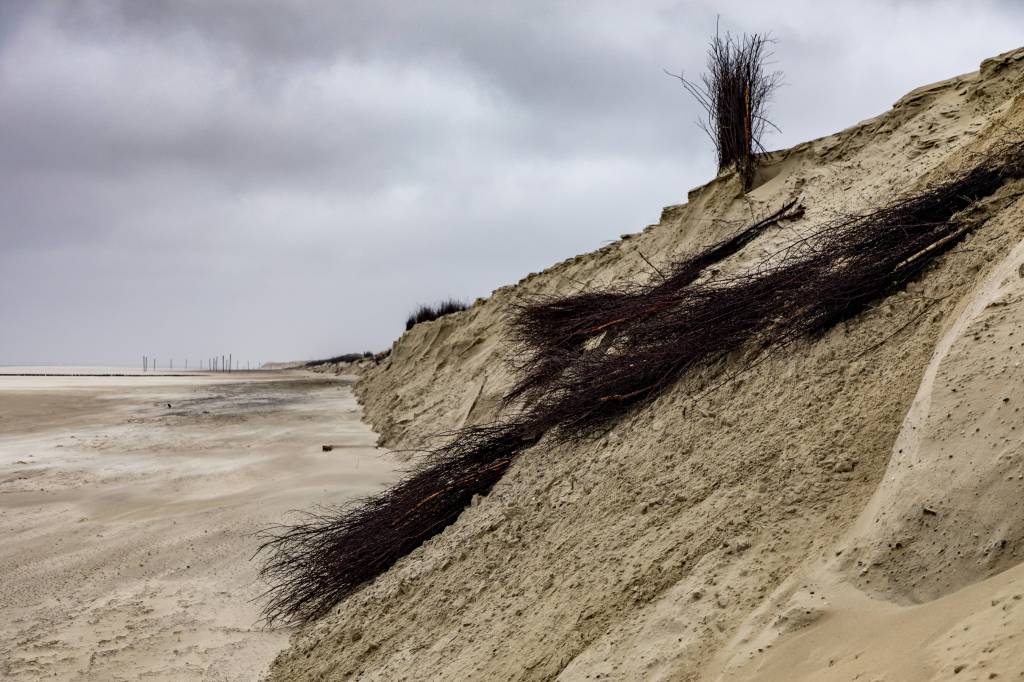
[405,299,469,331]
[668,28,782,190]
[257,140,1024,625]
[305,352,374,368]
[257,422,536,626]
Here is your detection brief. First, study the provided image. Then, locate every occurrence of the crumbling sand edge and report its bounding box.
[267,48,1024,681]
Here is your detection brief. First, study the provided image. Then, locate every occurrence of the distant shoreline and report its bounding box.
[0,373,196,377]
[0,366,274,378]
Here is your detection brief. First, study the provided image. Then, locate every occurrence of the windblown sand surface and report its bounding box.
[0,371,399,680]
[271,49,1024,680]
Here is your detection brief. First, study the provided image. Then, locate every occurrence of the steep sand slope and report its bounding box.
[270,49,1024,680]
[712,235,1024,680]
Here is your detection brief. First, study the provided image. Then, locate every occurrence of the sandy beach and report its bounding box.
[0,370,399,680]
[4,5,1024,679]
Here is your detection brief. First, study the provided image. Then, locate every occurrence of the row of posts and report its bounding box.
[141,354,258,372]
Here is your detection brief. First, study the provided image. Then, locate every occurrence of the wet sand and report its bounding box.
[0,370,399,680]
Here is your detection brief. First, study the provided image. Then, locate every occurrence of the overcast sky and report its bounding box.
[2,1,1022,366]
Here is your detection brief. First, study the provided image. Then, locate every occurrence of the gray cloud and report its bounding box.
[2,1,1022,365]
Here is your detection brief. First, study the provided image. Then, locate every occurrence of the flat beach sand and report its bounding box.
[0,369,399,680]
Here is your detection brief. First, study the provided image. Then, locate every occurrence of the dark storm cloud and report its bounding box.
[1,1,1022,365]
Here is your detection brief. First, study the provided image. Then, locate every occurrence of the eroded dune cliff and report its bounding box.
[273,48,1024,681]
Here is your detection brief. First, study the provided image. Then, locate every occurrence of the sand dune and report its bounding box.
[270,48,1024,680]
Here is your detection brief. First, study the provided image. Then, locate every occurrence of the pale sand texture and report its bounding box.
[274,49,1024,680]
[0,371,399,680]
[710,210,1024,681]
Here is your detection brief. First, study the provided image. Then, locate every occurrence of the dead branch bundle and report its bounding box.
[505,199,802,405]
[513,143,1023,437]
[256,421,536,625]
[257,140,1024,626]
[669,28,782,189]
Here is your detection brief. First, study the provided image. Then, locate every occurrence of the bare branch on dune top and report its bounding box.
[667,25,782,190]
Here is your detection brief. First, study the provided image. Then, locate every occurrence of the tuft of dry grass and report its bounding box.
[405,299,469,331]
[305,352,374,368]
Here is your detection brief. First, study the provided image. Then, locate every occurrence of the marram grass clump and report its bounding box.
[405,299,468,331]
